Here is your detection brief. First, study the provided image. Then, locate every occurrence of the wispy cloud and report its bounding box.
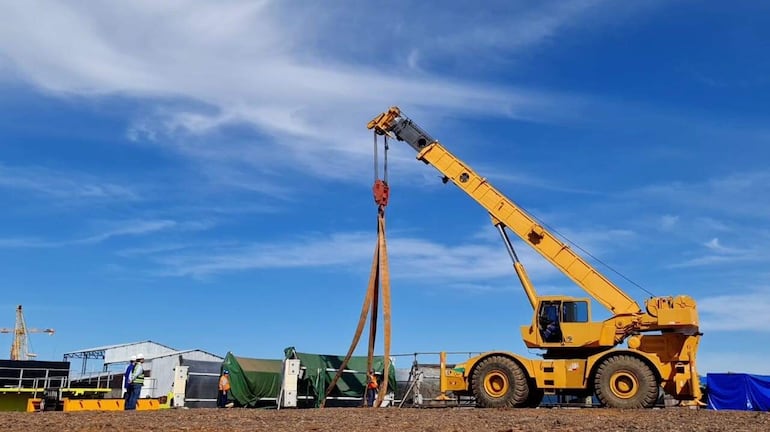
[0,219,206,249]
[427,0,612,56]
[692,70,770,90]
[659,215,679,230]
[480,167,605,196]
[0,237,57,248]
[312,0,652,72]
[668,244,766,269]
[74,220,178,244]
[153,229,563,281]
[703,238,737,254]
[150,220,645,303]
[0,0,635,192]
[699,352,770,375]
[0,163,137,201]
[156,231,374,277]
[635,170,770,218]
[699,289,770,332]
[116,243,205,258]
[614,170,770,269]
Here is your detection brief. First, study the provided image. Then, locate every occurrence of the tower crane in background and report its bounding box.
[0,305,55,360]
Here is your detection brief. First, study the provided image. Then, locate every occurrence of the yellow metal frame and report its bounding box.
[0,387,111,395]
[62,398,125,412]
[25,398,161,412]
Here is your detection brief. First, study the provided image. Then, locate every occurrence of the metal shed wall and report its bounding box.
[146,351,222,399]
[180,359,222,408]
[104,342,177,364]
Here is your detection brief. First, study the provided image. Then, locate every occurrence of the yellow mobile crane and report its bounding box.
[0,305,55,360]
[368,107,702,409]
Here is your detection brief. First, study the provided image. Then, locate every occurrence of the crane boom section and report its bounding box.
[369,107,640,315]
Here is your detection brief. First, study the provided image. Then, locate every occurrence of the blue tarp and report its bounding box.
[707,373,770,411]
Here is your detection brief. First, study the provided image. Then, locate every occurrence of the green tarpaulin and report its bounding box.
[284,347,397,407]
[222,349,398,408]
[222,352,283,407]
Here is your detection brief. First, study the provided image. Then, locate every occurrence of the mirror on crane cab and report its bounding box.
[522,296,594,347]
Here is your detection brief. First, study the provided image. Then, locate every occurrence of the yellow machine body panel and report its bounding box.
[520,321,610,349]
[533,359,588,390]
[441,338,701,400]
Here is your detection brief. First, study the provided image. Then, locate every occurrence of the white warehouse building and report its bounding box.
[64,340,223,399]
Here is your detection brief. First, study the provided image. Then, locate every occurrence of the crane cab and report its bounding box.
[521,296,605,349]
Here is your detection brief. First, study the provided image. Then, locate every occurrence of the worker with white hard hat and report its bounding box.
[127,354,146,410]
[123,355,137,409]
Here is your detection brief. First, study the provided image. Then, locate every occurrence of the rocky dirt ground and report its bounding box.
[1,407,768,432]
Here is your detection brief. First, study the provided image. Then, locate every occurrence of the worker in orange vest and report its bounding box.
[218,370,231,408]
[366,369,378,407]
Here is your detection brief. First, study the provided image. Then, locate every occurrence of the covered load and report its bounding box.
[707,373,770,411]
[222,349,397,408]
[285,347,397,407]
[221,352,283,407]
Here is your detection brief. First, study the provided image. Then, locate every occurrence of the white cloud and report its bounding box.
[630,171,770,270]
[699,290,770,332]
[659,215,679,230]
[702,238,746,255]
[156,231,374,277]
[116,243,194,257]
[327,0,652,68]
[668,253,768,269]
[0,0,629,192]
[668,236,766,269]
[0,163,137,201]
[704,238,722,251]
[406,49,421,71]
[429,0,611,54]
[0,219,208,249]
[637,171,770,218]
[75,220,178,244]
[153,229,563,282]
[0,238,57,248]
[149,220,646,313]
[481,167,605,195]
[698,351,770,375]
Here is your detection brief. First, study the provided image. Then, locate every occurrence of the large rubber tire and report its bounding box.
[471,355,529,408]
[520,384,544,408]
[594,355,659,408]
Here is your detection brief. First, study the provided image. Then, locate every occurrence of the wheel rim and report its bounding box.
[483,370,509,398]
[609,371,639,399]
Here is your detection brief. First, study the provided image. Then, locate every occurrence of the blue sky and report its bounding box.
[1,1,769,375]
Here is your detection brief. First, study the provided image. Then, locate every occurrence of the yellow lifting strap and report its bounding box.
[322,134,392,408]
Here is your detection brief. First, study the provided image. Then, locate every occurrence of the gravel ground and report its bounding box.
[1,407,768,432]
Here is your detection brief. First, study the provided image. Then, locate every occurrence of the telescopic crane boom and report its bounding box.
[368,107,702,408]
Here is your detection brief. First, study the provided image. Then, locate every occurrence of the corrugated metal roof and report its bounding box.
[63,340,176,355]
[143,349,223,361]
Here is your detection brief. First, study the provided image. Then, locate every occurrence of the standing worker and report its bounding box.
[366,369,378,407]
[127,353,145,410]
[218,370,231,408]
[123,355,136,410]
